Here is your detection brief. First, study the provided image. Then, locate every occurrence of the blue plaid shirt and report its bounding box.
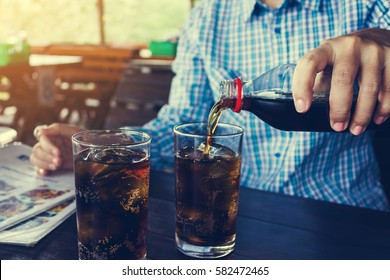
[143,0,390,211]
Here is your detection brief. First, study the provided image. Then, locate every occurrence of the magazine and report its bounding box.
[0,198,76,246]
[0,143,75,232]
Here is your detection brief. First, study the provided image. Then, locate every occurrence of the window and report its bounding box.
[0,0,193,45]
[104,0,191,44]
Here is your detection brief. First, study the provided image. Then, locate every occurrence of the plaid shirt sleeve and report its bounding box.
[142,0,390,211]
[365,0,390,28]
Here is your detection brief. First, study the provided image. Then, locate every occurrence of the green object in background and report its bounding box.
[149,40,177,57]
[0,42,31,66]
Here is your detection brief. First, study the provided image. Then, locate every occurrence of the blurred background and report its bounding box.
[1,0,389,200]
[0,0,202,145]
[0,0,199,44]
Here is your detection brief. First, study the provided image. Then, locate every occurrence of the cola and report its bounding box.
[175,144,241,247]
[222,95,390,131]
[216,64,390,132]
[74,148,149,260]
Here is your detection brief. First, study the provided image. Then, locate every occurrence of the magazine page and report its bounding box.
[0,198,76,246]
[0,143,75,231]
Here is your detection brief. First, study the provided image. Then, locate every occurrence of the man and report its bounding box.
[30,0,390,211]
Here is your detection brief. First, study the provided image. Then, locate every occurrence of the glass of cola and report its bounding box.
[174,122,243,258]
[72,129,151,260]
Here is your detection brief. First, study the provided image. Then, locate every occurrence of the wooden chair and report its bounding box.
[53,67,119,129]
[0,63,39,142]
[104,60,174,128]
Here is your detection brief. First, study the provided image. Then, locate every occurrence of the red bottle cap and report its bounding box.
[233,78,243,113]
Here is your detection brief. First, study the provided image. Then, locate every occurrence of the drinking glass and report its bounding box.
[72,129,150,260]
[174,122,243,258]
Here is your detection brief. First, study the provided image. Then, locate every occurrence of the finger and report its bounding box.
[39,134,62,157]
[54,136,75,170]
[350,45,383,135]
[33,125,48,140]
[374,64,390,125]
[35,167,48,176]
[328,39,360,131]
[329,66,357,131]
[292,43,332,113]
[40,123,81,156]
[30,145,60,171]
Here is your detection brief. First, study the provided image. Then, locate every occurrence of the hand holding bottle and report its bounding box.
[292,28,390,135]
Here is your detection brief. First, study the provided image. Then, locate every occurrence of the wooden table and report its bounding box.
[29,54,82,67]
[0,170,389,260]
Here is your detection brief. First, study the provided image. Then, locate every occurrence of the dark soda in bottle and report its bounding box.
[211,64,390,132]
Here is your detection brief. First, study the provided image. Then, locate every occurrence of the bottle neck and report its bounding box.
[220,76,332,106]
[219,77,244,113]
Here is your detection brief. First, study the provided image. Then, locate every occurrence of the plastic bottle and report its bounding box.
[211,64,390,132]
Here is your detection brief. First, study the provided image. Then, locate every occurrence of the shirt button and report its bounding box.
[274,153,281,158]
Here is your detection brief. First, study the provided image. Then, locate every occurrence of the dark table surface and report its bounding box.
[1,170,390,260]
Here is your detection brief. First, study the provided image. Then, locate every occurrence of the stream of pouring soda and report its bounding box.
[204,100,224,155]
